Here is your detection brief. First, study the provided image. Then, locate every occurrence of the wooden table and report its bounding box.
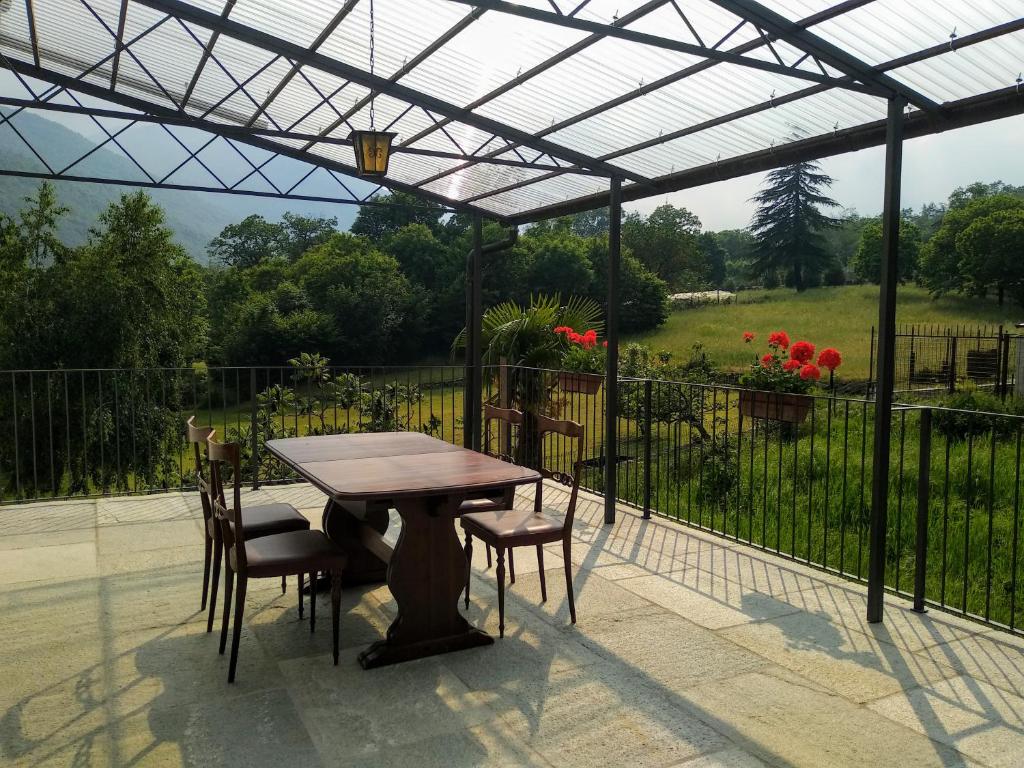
[265,432,541,668]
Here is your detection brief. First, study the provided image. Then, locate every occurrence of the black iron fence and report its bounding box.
[869,323,1021,396]
[2,364,1023,637]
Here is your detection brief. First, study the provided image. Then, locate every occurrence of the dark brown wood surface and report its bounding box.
[265,432,541,668]
[266,432,538,501]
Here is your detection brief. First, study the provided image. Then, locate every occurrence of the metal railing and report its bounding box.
[2,363,1022,636]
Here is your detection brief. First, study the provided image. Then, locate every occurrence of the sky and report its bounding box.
[626,113,1024,232]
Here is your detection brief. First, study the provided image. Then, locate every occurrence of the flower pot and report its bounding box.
[738,389,812,424]
[558,372,602,395]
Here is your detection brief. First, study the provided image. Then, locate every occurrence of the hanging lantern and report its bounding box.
[350,129,396,176]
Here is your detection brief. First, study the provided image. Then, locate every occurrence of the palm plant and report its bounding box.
[455,293,603,466]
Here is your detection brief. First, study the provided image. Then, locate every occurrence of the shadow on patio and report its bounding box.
[2,483,1023,767]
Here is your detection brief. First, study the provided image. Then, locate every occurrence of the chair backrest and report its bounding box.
[482,404,523,463]
[185,416,215,525]
[207,436,247,571]
[533,413,585,528]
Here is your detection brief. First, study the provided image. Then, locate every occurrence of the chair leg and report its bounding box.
[562,538,576,625]
[331,572,343,665]
[463,532,473,610]
[508,547,515,584]
[309,571,316,633]
[537,545,547,603]
[206,538,222,633]
[485,544,492,568]
[281,575,287,594]
[201,533,212,611]
[496,547,506,639]
[219,563,234,655]
[228,575,247,683]
[297,573,304,619]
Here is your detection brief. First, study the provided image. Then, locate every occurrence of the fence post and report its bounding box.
[250,367,260,491]
[913,407,931,613]
[868,326,876,397]
[948,336,958,393]
[643,378,652,519]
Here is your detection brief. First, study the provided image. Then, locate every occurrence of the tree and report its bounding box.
[54,191,208,369]
[956,208,1024,306]
[207,214,284,268]
[350,191,444,240]
[279,212,337,261]
[697,232,727,287]
[749,160,839,291]
[525,233,595,300]
[849,217,921,284]
[948,180,1024,210]
[585,237,668,332]
[622,204,706,289]
[292,233,422,363]
[919,193,1024,298]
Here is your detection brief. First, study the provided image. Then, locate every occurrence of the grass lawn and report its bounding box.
[627,285,1019,379]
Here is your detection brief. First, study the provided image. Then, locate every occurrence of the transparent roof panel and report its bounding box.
[0,0,1021,220]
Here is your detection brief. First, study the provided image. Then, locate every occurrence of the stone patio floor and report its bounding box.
[3,482,1024,767]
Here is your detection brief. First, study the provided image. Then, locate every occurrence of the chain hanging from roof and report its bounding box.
[350,0,396,177]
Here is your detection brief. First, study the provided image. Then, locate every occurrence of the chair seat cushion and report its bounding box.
[460,508,565,541]
[238,503,310,538]
[458,496,510,514]
[244,530,347,578]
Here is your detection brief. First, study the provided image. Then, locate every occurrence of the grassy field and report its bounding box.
[627,285,1018,379]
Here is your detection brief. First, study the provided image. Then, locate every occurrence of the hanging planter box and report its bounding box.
[558,372,602,395]
[738,389,812,424]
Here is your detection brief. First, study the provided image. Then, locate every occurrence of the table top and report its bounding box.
[265,432,541,501]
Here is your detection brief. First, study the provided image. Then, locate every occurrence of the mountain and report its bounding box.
[0,110,362,260]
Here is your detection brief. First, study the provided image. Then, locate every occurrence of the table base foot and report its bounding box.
[357,628,493,669]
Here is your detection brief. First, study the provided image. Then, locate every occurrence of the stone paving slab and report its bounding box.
[3,482,1024,768]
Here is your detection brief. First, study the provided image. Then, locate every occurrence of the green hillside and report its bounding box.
[0,110,359,259]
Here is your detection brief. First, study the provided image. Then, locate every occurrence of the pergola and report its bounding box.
[1,0,1022,623]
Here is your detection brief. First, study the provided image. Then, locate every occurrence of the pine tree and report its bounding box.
[749,160,839,291]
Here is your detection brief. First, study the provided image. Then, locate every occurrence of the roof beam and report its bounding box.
[24,0,41,69]
[413,0,874,193]
[506,86,1024,224]
[299,6,487,151]
[132,0,637,182]
[706,0,940,113]
[0,54,508,220]
[445,0,884,94]
[399,0,668,150]
[244,0,359,128]
[109,0,130,88]
[180,0,236,110]
[465,13,1020,208]
[0,95,603,174]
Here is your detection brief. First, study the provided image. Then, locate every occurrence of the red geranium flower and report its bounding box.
[567,331,583,344]
[818,347,842,371]
[799,363,821,381]
[760,353,775,368]
[743,331,755,343]
[783,359,802,372]
[790,340,815,364]
[602,340,608,348]
[553,326,572,335]
[767,330,790,350]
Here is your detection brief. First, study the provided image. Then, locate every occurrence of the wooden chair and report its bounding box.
[187,417,310,634]
[460,413,584,637]
[459,404,523,574]
[207,436,347,683]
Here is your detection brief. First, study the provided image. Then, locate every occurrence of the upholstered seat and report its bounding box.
[243,530,348,578]
[461,508,564,540]
[228,503,310,538]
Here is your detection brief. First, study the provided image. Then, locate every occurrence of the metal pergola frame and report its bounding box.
[2,0,1023,626]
